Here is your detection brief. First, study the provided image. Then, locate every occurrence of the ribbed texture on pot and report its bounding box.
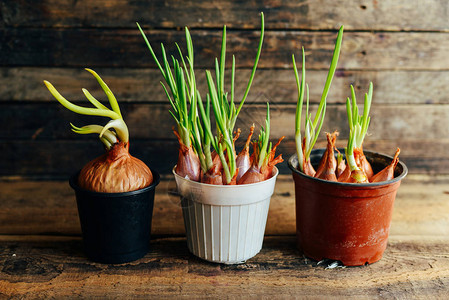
[174,167,278,264]
[181,198,271,264]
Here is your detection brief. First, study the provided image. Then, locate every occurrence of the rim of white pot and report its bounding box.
[173,166,279,206]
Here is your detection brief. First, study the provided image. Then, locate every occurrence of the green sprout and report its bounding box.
[138,12,264,184]
[255,103,271,169]
[293,26,344,172]
[198,12,265,183]
[43,68,128,149]
[346,82,373,149]
[345,82,373,171]
[137,23,212,172]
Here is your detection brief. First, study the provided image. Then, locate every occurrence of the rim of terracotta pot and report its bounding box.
[69,169,160,197]
[288,149,408,187]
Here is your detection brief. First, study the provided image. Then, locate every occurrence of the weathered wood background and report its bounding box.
[1,1,449,298]
[1,0,449,178]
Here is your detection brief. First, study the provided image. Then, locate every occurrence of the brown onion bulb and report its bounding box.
[336,156,346,178]
[236,125,255,182]
[315,131,338,178]
[300,137,316,177]
[201,152,223,184]
[237,166,263,184]
[355,146,374,180]
[176,142,201,182]
[315,133,337,182]
[337,161,351,182]
[370,148,400,183]
[202,171,224,185]
[346,169,369,183]
[78,142,153,193]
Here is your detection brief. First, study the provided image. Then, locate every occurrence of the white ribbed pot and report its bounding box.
[173,167,279,264]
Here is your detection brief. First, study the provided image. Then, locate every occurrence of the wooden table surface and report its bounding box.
[1,174,448,298]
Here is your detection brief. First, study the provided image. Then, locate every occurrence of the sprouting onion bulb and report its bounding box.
[235,124,255,182]
[315,131,338,181]
[138,12,273,185]
[238,104,284,185]
[307,82,402,184]
[370,148,400,183]
[337,82,373,183]
[199,12,266,184]
[343,125,369,183]
[293,26,344,176]
[43,69,153,193]
[137,22,201,182]
[346,82,374,179]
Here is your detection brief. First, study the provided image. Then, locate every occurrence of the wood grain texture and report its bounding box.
[1,102,447,175]
[3,0,449,31]
[1,137,448,177]
[1,2,448,297]
[0,235,448,298]
[3,103,448,141]
[1,175,448,237]
[0,140,179,177]
[3,29,449,70]
[2,67,449,105]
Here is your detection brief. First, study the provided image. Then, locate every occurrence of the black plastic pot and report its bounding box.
[69,171,160,264]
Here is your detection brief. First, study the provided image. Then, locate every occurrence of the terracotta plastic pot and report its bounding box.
[70,170,160,264]
[288,149,407,266]
[174,167,279,264]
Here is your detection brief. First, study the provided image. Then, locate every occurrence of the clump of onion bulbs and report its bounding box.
[44,69,153,193]
[138,12,283,185]
[294,27,344,178]
[293,27,400,183]
[337,83,399,183]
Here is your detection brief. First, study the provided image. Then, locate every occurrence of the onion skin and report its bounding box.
[237,166,264,184]
[303,159,316,177]
[262,154,283,180]
[355,147,374,180]
[201,151,223,184]
[176,142,201,182]
[300,137,316,177]
[211,151,223,174]
[316,133,337,181]
[347,169,369,183]
[315,132,338,178]
[314,150,328,179]
[235,126,254,182]
[222,169,238,185]
[239,135,284,184]
[370,148,400,183]
[235,153,251,182]
[337,162,351,182]
[228,171,239,185]
[202,171,224,185]
[78,142,153,193]
[338,153,368,183]
[263,136,284,180]
[336,158,346,178]
[335,149,346,178]
[173,130,201,182]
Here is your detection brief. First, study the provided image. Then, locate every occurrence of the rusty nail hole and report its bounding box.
[360,5,367,10]
[361,50,367,56]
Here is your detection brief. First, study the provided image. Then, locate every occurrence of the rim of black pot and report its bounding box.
[288,149,408,187]
[69,169,160,197]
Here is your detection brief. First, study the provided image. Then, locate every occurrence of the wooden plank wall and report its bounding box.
[1,0,449,179]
